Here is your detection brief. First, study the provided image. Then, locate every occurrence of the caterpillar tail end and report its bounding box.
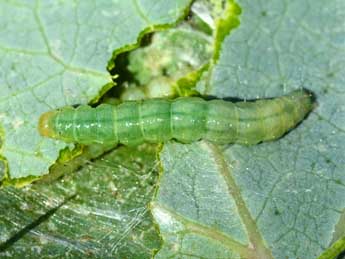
[298,88,315,114]
[38,111,57,138]
[287,88,314,114]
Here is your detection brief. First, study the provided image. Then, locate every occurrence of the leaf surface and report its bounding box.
[0,145,161,258]
[153,0,345,258]
[0,0,191,179]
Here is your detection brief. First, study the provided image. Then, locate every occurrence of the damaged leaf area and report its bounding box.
[0,0,191,179]
[116,0,240,101]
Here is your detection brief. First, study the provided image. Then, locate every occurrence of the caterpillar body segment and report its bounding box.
[38,89,313,145]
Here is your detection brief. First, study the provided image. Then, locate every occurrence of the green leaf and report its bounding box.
[128,27,212,86]
[0,0,191,179]
[0,144,161,258]
[153,142,271,259]
[153,0,345,258]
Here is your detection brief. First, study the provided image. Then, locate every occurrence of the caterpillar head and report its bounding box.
[38,110,58,138]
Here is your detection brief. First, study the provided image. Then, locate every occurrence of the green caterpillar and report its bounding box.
[38,89,313,145]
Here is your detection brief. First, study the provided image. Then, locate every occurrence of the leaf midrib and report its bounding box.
[206,142,274,259]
